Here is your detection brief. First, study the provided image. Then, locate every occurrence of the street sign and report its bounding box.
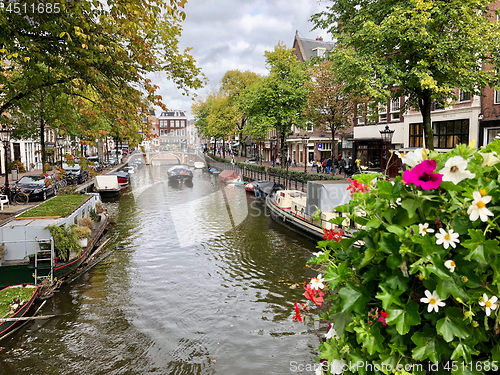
[318,143,322,149]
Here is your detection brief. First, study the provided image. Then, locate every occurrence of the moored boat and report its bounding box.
[0,194,109,288]
[217,170,242,184]
[254,181,283,200]
[244,181,255,193]
[265,180,351,241]
[107,171,130,189]
[187,160,195,167]
[95,175,121,198]
[168,165,194,183]
[0,284,39,340]
[194,162,206,169]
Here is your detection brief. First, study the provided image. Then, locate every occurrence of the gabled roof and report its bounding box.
[159,110,187,117]
[293,30,335,62]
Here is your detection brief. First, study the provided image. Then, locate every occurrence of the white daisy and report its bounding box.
[312,251,324,257]
[439,156,475,185]
[310,274,325,290]
[481,152,500,167]
[420,290,446,313]
[331,359,346,375]
[479,293,498,317]
[435,228,460,249]
[396,148,426,168]
[444,260,456,272]
[418,223,435,236]
[467,191,493,222]
[324,325,339,340]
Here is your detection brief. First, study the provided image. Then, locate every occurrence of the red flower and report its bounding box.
[293,302,302,322]
[323,228,343,242]
[304,282,325,306]
[379,311,389,326]
[347,178,370,195]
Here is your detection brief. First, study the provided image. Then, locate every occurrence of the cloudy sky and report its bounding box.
[152,0,331,118]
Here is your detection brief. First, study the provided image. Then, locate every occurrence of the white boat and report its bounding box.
[95,175,121,198]
[194,162,206,169]
[217,170,242,184]
[265,180,352,241]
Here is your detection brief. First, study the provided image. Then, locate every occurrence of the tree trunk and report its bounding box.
[223,138,226,159]
[418,89,434,150]
[238,132,243,157]
[331,125,336,160]
[280,131,286,169]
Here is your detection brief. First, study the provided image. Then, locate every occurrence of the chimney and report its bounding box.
[316,36,323,41]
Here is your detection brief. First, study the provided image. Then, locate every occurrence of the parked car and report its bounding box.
[87,156,102,173]
[16,175,56,201]
[63,163,89,185]
[245,157,259,164]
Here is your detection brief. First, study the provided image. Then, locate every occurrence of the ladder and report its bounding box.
[34,238,55,285]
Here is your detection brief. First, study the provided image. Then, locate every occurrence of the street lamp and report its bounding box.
[301,134,309,173]
[56,136,64,168]
[379,125,395,174]
[0,125,12,197]
[271,136,277,166]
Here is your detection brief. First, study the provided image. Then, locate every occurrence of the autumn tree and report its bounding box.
[1,0,205,164]
[312,0,500,149]
[304,61,355,159]
[246,42,310,167]
[220,70,261,157]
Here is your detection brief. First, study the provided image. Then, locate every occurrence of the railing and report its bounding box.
[204,155,308,192]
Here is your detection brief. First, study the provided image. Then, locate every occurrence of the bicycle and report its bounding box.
[0,185,29,205]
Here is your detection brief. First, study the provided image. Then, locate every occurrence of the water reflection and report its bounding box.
[0,163,323,375]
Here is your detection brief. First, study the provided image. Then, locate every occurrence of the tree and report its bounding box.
[304,61,356,159]
[220,70,261,157]
[312,0,500,149]
[1,0,205,140]
[246,42,310,167]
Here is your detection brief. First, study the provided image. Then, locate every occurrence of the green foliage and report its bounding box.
[235,162,266,173]
[46,224,81,261]
[304,141,500,373]
[19,194,87,217]
[7,160,26,173]
[0,286,36,318]
[312,0,500,150]
[267,167,345,181]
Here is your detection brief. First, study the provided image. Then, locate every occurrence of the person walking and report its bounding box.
[339,156,346,176]
[316,160,321,173]
[326,157,332,174]
[333,157,339,175]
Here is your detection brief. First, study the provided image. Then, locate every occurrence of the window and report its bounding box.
[390,98,401,121]
[495,90,500,104]
[433,119,469,148]
[176,120,180,127]
[433,98,446,110]
[306,123,313,132]
[487,128,500,144]
[181,120,185,127]
[176,129,179,136]
[313,48,326,57]
[459,90,471,102]
[181,129,185,136]
[378,103,387,123]
[409,123,424,147]
[357,103,365,125]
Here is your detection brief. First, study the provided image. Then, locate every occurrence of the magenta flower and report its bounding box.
[403,160,443,190]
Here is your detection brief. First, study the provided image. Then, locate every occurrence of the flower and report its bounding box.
[325,323,339,339]
[304,282,325,306]
[293,302,302,322]
[435,228,460,249]
[346,178,370,194]
[479,294,498,316]
[444,260,456,272]
[312,251,324,257]
[467,191,493,222]
[315,366,325,375]
[310,274,325,290]
[378,311,389,326]
[418,223,435,236]
[390,197,402,208]
[403,160,443,190]
[331,359,346,375]
[481,152,500,167]
[323,228,343,242]
[396,148,426,168]
[439,156,475,184]
[420,290,446,313]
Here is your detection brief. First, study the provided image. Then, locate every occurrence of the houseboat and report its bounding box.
[0,194,109,288]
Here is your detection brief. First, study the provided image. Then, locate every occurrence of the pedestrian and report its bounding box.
[322,159,326,173]
[288,157,292,167]
[271,155,275,167]
[293,159,297,167]
[310,159,315,172]
[316,160,321,173]
[339,156,346,176]
[326,157,332,174]
[334,157,339,175]
[231,156,235,165]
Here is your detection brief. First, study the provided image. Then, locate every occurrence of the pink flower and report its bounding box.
[403,160,443,190]
[293,302,302,322]
[379,311,388,326]
[304,282,325,306]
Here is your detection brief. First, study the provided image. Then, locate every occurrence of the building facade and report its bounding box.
[157,110,188,150]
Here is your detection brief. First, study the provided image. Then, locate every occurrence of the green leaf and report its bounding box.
[385,224,405,237]
[451,342,480,363]
[338,282,371,314]
[376,284,404,310]
[436,276,469,302]
[401,198,421,219]
[462,229,500,264]
[320,340,341,361]
[353,322,385,355]
[385,274,410,292]
[366,217,382,229]
[411,326,450,363]
[327,312,352,337]
[386,301,421,335]
[359,247,377,269]
[436,307,471,342]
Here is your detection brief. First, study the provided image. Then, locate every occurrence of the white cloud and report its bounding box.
[152,0,330,116]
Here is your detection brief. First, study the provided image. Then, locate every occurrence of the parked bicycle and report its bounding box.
[0,185,29,205]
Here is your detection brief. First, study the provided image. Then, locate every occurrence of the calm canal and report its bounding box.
[0,163,326,375]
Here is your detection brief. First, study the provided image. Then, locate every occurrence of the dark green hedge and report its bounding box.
[267,167,345,181]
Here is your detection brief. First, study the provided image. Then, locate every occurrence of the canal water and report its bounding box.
[0,162,326,375]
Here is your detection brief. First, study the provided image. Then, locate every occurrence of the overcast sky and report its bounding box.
[151,0,331,118]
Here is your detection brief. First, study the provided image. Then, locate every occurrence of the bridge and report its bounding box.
[142,150,205,165]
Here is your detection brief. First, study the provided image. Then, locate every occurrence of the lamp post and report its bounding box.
[379,125,395,174]
[301,135,309,174]
[271,136,277,166]
[56,136,64,168]
[0,125,12,197]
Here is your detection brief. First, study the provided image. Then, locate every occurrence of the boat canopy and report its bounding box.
[95,175,119,191]
[218,170,239,182]
[305,180,351,216]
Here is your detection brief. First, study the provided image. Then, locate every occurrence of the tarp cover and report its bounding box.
[95,175,119,191]
[218,169,240,182]
[305,180,351,216]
